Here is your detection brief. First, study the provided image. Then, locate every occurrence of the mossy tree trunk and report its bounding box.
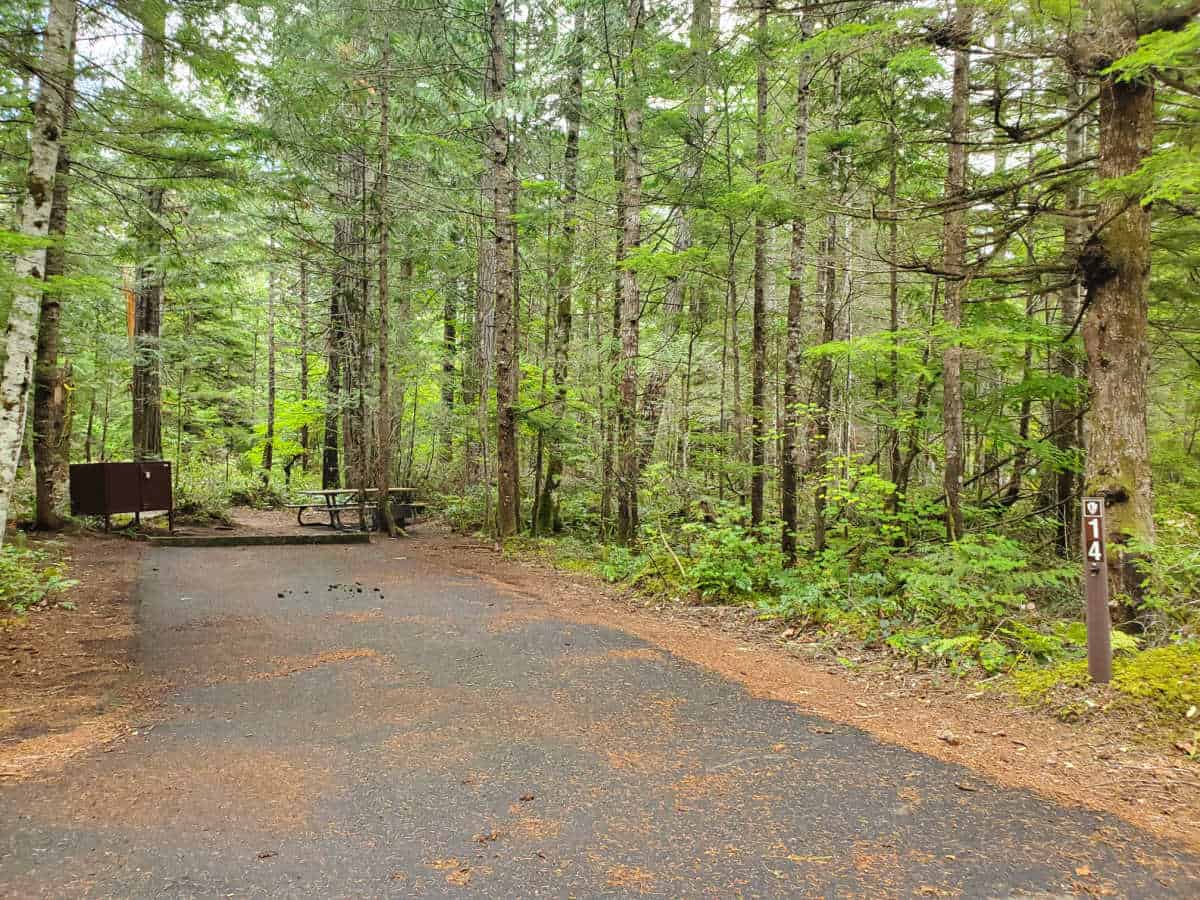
[1082,71,1155,618]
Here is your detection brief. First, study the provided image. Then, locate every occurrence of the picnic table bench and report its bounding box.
[287,487,426,532]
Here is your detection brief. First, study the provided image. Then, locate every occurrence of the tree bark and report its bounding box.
[941,1,971,541]
[489,0,520,538]
[347,147,370,490]
[885,79,903,513]
[33,14,76,531]
[262,254,276,485]
[616,0,646,546]
[750,1,769,526]
[1051,79,1086,554]
[535,9,584,536]
[298,258,310,470]
[132,2,166,461]
[468,163,497,486]
[324,152,354,490]
[440,262,457,465]
[0,0,75,543]
[376,34,397,535]
[781,15,813,564]
[1082,36,1156,613]
[600,104,625,536]
[811,64,841,553]
[663,0,711,317]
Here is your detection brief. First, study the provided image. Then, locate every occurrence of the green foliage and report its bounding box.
[438,486,492,534]
[892,535,1075,632]
[879,537,1077,672]
[1106,21,1200,82]
[0,541,79,616]
[174,481,235,526]
[1130,510,1200,637]
[680,514,780,600]
[596,545,649,584]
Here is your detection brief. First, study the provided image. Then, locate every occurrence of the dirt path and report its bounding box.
[1,531,1197,897]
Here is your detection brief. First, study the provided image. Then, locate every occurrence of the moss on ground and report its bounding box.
[1010,641,1200,730]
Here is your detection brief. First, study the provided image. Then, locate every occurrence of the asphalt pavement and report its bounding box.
[2,542,1198,898]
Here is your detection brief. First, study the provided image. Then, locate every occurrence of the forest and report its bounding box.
[1,0,1198,725]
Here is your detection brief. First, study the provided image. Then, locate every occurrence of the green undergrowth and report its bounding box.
[0,538,78,619]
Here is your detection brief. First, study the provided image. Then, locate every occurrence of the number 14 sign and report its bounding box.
[1081,497,1112,683]
[1083,498,1106,569]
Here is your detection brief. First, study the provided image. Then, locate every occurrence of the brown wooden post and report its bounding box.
[1082,497,1112,683]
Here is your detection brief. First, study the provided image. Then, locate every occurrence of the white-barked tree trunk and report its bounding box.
[0,0,77,544]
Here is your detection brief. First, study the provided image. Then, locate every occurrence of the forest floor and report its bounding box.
[0,517,1197,895]
[0,534,160,781]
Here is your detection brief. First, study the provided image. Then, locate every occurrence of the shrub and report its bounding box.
[873,536,1078,672]
[174,481,234,525]
[680,515,781,601]
[596,545,648,584]
[891,535,1075,632]
[1131,510,1200,639]
[0,540,78,615]
[229,480,286,510]
[438,485,490,533]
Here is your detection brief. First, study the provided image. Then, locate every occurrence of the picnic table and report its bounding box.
[288,487,425,531]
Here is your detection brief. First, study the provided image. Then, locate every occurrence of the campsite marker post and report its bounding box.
[1081,497,1112,684]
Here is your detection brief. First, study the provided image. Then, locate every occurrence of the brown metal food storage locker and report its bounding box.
[69,462,174,532]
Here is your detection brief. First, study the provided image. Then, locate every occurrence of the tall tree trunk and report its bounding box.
[885,79,903,512]
[489,0,520,538]
[33,15,76,531]
[440,265,457,465]
[348,146,370,490]
[669,0,712,476]
[1051,80,1086,554]
[663,0,711,316]
[535,9,584,536]
[262,255,276,485]
[468,166,497,487]
[132,1,166,461]
[1003,283,1035,506]
[749,1,769,526]
[376,34,397,535]
[600,104,625,536]
[99,375,111,462]
[616,0,646,546]
[941,1,971,541]
[0,0,75,543]
[298,258,310,470]
[1081,24,1156,615]
[811,64,841,553]
[325,153,353,490]
[781,16,813,564]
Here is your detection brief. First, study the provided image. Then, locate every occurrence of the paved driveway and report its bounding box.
[2,544,1197,897]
